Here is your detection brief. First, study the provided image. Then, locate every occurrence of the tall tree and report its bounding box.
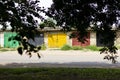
[0,0,45,57]
[47,0,120,63]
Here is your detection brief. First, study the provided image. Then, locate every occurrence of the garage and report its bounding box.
[28,33,44,47]
[4,32,19,48]
[72,32,90,47]
[48,32,67,48]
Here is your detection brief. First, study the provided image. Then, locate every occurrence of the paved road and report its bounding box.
[0,50,120,68]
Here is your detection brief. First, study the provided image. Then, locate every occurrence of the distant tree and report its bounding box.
[47,0,120,63]
[0,0,45,57]
[39,18,56,29]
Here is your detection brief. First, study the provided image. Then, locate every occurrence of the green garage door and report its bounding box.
[4,32,19,48]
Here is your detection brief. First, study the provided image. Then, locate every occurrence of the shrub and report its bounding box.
[72,46,83,50]
[41,44,47,50]
[61,45,102,51]
[85,45,101,51]
[61,44,72,50]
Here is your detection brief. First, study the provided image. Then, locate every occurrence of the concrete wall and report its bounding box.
[0,32,4,47]
[1,31,120,48]
[90,32,96,46]
[115,32,120,46]
[44,32,48,48]
[66,32,72,46]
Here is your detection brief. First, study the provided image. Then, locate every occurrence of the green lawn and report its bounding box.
[0,68,120,80]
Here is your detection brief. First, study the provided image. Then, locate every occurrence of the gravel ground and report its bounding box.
[0,50,120,68]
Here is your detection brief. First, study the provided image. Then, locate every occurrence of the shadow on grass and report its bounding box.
[0,62,120,68]
[0,63,120,80]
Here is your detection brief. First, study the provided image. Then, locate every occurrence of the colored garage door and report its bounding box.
[4,32,19,48]
[72,32,90,47]
[96,32,114,47]
[28,33,44,47]
[48,32,67,48]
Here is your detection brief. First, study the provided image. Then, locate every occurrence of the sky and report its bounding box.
[37,0,53,23]
[39,0,53,8]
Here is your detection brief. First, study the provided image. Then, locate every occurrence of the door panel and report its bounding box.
[4,32,19,48]
[48,33,67,48]
[28,33,44,47]
[72,32,90,47]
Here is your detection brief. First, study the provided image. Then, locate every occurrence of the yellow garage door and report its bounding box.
[48,32,67,48]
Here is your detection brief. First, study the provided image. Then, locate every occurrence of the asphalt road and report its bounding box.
[0,50,120,68]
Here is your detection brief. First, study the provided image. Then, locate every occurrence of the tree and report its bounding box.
[0,0,45,58]
[39,18,56,29]
[47,0,120,63]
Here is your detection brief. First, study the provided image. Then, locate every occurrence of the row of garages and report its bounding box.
[0,31,120,48]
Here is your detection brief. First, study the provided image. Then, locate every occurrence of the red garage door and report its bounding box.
[72,32,90,47]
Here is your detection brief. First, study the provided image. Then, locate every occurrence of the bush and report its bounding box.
[72,46,83,50]
[85,45,101,51]
[61,44,72,50]
[41,44,47,50]
[61,45,102,51]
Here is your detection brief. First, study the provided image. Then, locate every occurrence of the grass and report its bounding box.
[0,68,120,80]
[61,45,102,51]
[41,44,47,50]
[61,44,72,50]
[72,46,83,50]
[85,45,102,51]
[0,47,16,52]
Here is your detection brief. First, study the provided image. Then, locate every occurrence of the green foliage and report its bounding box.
[17,46,23,55]
[0,0,46,56]
[39,18,56,29]
[17,44,41,58]
[61,44,72,50]
[85,45,102,51]
[0,68,120,80]
[39,23,46,29]
[61,45,102,51]
[48,0,119,40]
[41,44,47,50]
[100,46,118,64]
[72,46,83,50]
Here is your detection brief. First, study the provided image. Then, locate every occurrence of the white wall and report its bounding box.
[90,32,96,46]
[66,32,72,46]
[115,32,120,46]
[0,32,4,47]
